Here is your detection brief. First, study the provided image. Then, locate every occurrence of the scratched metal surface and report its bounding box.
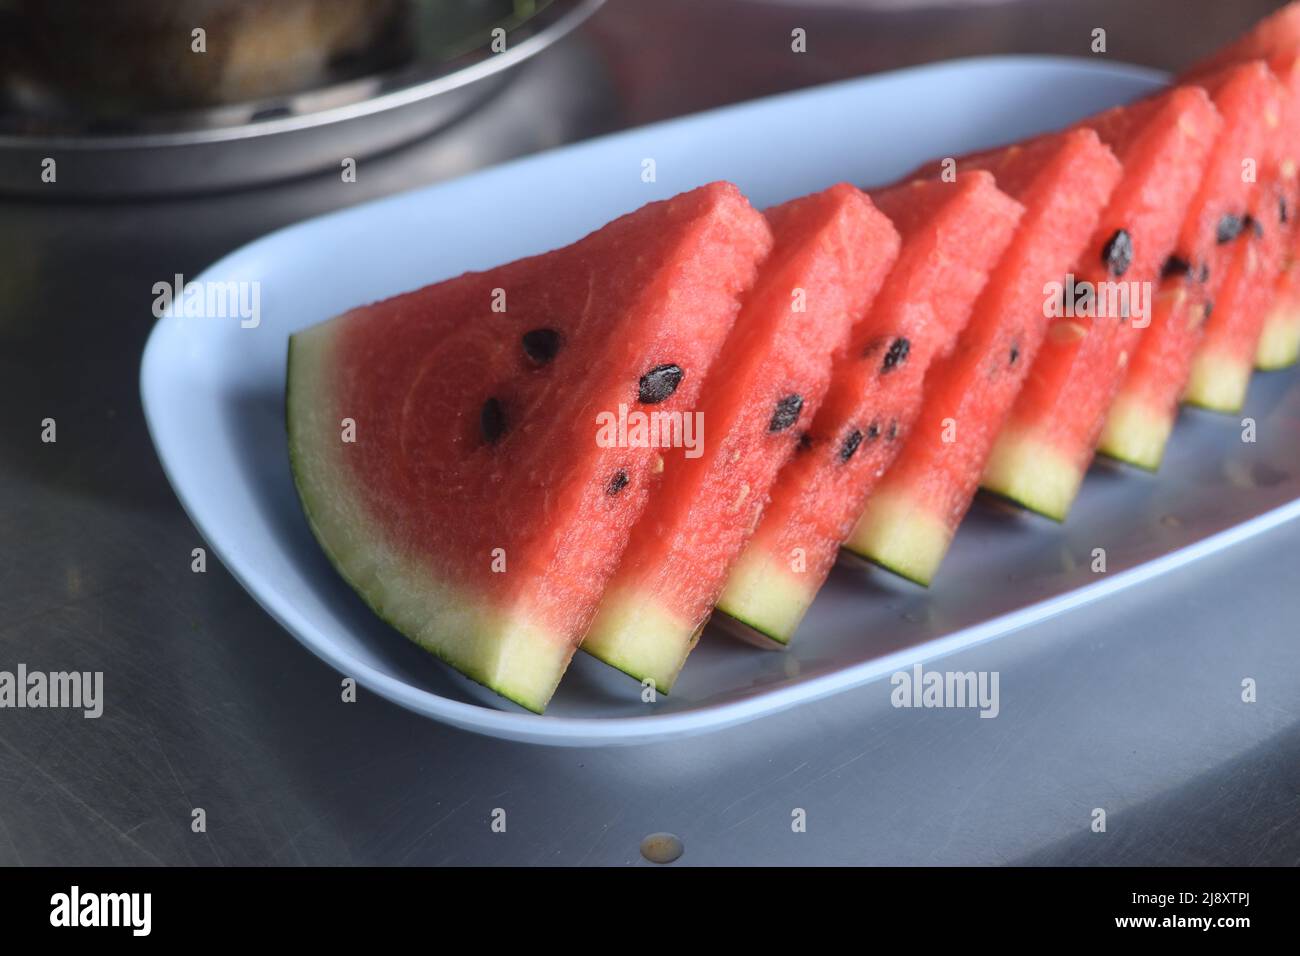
[1,0,1297,865]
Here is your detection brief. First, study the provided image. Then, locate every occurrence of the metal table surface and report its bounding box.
[2,0,1298,866]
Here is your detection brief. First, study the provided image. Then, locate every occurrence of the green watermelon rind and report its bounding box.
[709,607,789,648]
[286,325,572,715]
[851,553,934,589]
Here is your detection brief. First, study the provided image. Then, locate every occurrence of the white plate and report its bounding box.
[140,56,1300,746]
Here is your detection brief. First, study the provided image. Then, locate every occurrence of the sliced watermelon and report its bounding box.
[845,129,1123,585]
[1086,76,1258,468]
[715,173,1024,645]
[1255,139,1300,374]
[1257,250,1300,369]
[1188,51,1300,374]
[581,185,900,691]
[1097,274,1209,470]
[286,183,772,712]
[1184,182,1289,411]
[1201,49,1300,374]
[1188,29,1300,372]
[1095,68,1275,465]
[1181,65,1290,412]
[982,81,1223,514]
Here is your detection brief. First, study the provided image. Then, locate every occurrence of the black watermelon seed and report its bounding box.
[638,364,683,404]
[606,469,629,495]
[1199,263,1210,283]
[769,394,804,432]
[1217,214,1244,244]
[521,328,563,364]
[796,432,812,452]
[480,397,506,444]
[1281,195,1290,225]
[838,429,864,462]
[1246,214,1264,238]
[1009,341,1021,366]
[1160,255,1191,279]
[1204,300,1215,321]
[1102,229,1134,277]
[886,420,900,442]
[866,421,882,441]
[881,337,910,373]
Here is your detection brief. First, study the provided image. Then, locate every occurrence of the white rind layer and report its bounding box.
[1097,393,1174,472]
[1184,349,1252,413]
[715,543,817,645]
[1255,302,1300,370]
[582,587,701,693]
[981,427,1082,522]
[846,488,953,586]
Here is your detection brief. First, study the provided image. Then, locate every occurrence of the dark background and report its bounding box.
[1,0,1296,866]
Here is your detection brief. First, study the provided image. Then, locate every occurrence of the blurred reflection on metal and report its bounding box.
[0,0,603,196]
[591,0,1286,126]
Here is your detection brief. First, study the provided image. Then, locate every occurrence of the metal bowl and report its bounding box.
[0,0,603,197]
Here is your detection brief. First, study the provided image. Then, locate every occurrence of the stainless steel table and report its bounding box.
[2,0,1297,866]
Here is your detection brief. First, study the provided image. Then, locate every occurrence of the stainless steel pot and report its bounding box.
[0,0,604,196]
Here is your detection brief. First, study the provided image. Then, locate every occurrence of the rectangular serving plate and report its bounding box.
[140,56,1300,746]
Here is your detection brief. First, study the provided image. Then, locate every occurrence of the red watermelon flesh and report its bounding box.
[581,185,900,691]
[846,129,1123,586]
[715,173,1024,645]
[286,183,772,712]
[981,82,1223,516]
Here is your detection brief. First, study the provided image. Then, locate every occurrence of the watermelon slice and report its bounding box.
[581,185,900,691]
[286,183,772,712]
[1187,48,1300,375]
[1086,63,1289,460]
[1092,72,1263,465]
[1184,185,1289,411]
[845,128,1123,585]
[1257,250,1300,369]
[982,81,1223,514]
[1180,65,1290,412]
[715,173,1024,645]
[1182,7,1300,370]
[1255,139,1300,376]
[1095,67,1274,464]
